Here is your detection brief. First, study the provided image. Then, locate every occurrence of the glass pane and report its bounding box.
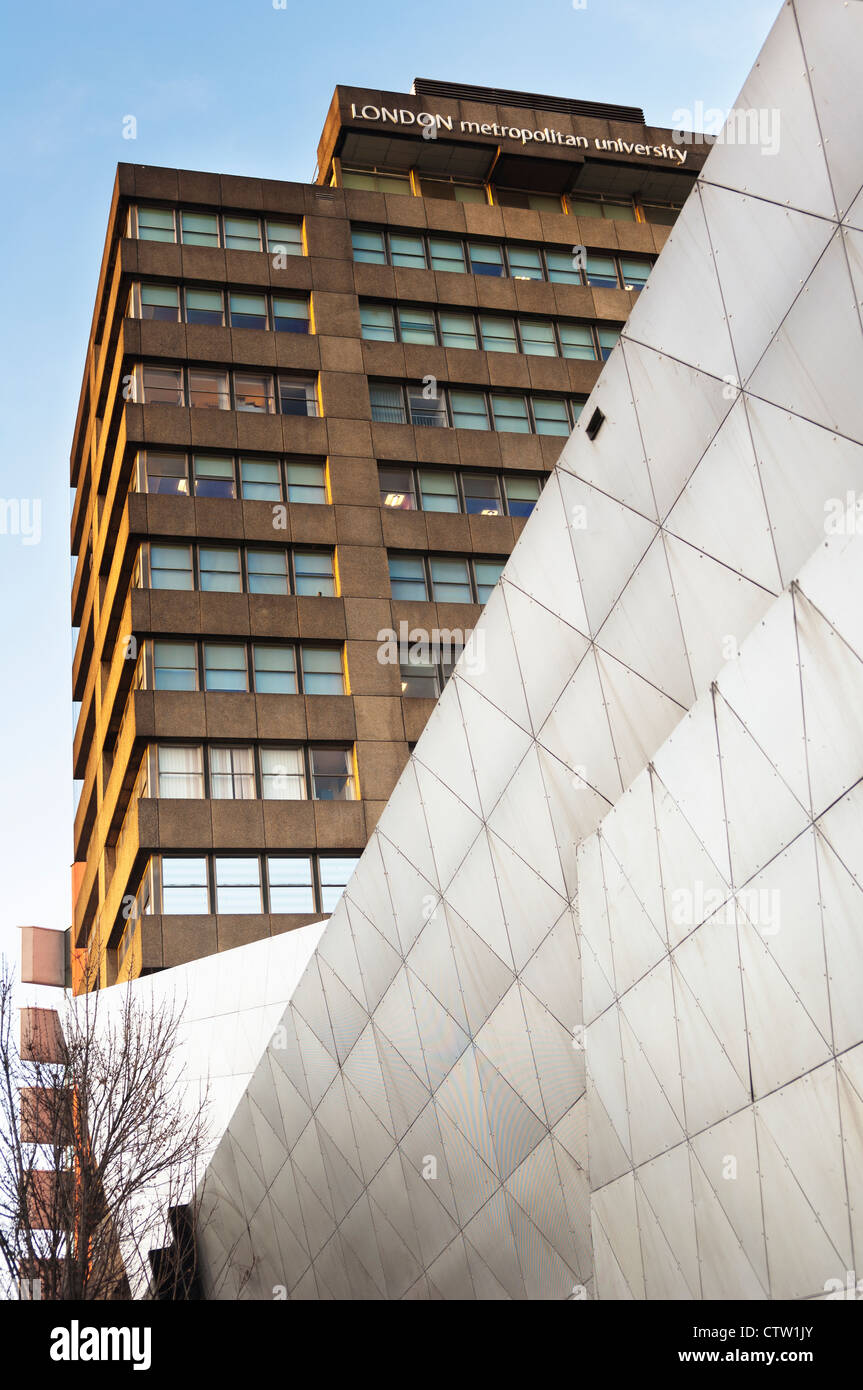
[468,243,503,276]
[507,245,543,279]
[620,257,651,289]
[188,371,229,409]
[408,388,447,428]
[389,555,427,600]
[419,471,458,514]
[585,254,618,288]
[185,287,224,325]
[158,745,204,798]
[450,390,488,431]
[162,856,209,912]
[279,378,315,416]
[181,211,220,247]
[462,473,501,515]
[215,857,262,912]
[154,641,197,690]
[480,315,517,353]
[150,544,193,589]
[146,452,188,495]
[439,311,477,350]
[247,549,289,595]
[351,229,386,264]
[369,384,406,424]
[143,367,183,406]
[505,475,540,517]
[491,395,530,433]
[235,373,274,412]
[287,461,326,504]
[204,643,247,691]
[267,857,314,913]
[320,856,360,910]
[475,559,505,602]
[140,284,180,320]
[253,645,297,694]
[399,661,438,697]
[311,748,353,800]
[533,397,571,435]
[294,551,335,597]
[545,250,580,285]
[604,201,635,222]
[429,237,465,273]
[519,319,556,357]
[379,467,415,509]
[224,216,261,250]
[598,327,621,360]
[389,234,425,269]
[193,454,236,498]
[301,647,344,694]
[261,747,305,799]
[273,296,310,333]
[200,547,242,592]
[559,324,596,360]
[398,307,436,346]
[267,221,303,254]
[138,207,175,242]
[360,304,396,342]
[241,458,281,501]
[210,746,256,799]
[229,292,267,330]
[430,557,472,603]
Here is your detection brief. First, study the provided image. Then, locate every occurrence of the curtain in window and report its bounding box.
[157,746,204,798]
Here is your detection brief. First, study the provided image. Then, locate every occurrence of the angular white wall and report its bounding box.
[196,0,863,1299]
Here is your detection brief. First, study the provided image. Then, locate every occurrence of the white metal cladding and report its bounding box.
[195,0,863,1299]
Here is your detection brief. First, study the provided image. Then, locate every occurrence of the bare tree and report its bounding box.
[0,955,211,1300]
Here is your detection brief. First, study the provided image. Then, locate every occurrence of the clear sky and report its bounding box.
[0,0,778,971]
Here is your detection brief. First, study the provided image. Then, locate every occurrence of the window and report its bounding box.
[475,559,504,603]
[200,547,242,593]
[215,858,262,912]
[389,555,427,601]
[598,327,620,360]
[505,476,540,517]
[137,207,175,242]
[210,747,256,799]
[140,284,180,322]
[462,473,501,516]
[398,306,436,346]
[311,748,354,801]
[370,383,406,424]
[533,397,572,435]
[236,373,275,413]
[301,647,344,695]
[342,170,412,196]
[229,292,268,331]
[248,549,288,595]
[154,641,198,691]
[162,858,209,913]
[144,452,188,495]
[408,386,446,428]
[439,311,477,350]
[429,237,465,273]
[188,370,229,409]
[570,195,635,222]
[224,216,261,252]
[141,366,183,406]
[279,377,316,416]
[287,460,326,504]
[389,233,425,268]
[351,228,386,264]
[267,857,315,913]
[420,179,486,203]
[480,314,517,354]
[253,645,296,694]
[494,188,562,213]
[193,454,236,498]
[185,288,224,326]
[273,296,310,334]
[431,557,472,604]
[150,543,193,590]
[204,643,247,692]
[360,304,396,342]
[450,390,489,431]
[559,324,597,360]
[620,257,651,291]
[492,395,530,434]
[266,221,303,256]
[319,856,359,911]
[181,211,220,247]
[519,319,556,357]
[585,254,618,289]
[507,244,544,280]
[158,746,204,798]
[379,466,415,510]
[469,243,503,277]
[419,470,458,513]
[641,203,681,226]
[400,658,438,697]
[546,250,581,286]
[294,551,335,597]
[242,457,281,501]
[261,747,305,799]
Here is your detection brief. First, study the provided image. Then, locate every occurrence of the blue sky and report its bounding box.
[0,0,778,970]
